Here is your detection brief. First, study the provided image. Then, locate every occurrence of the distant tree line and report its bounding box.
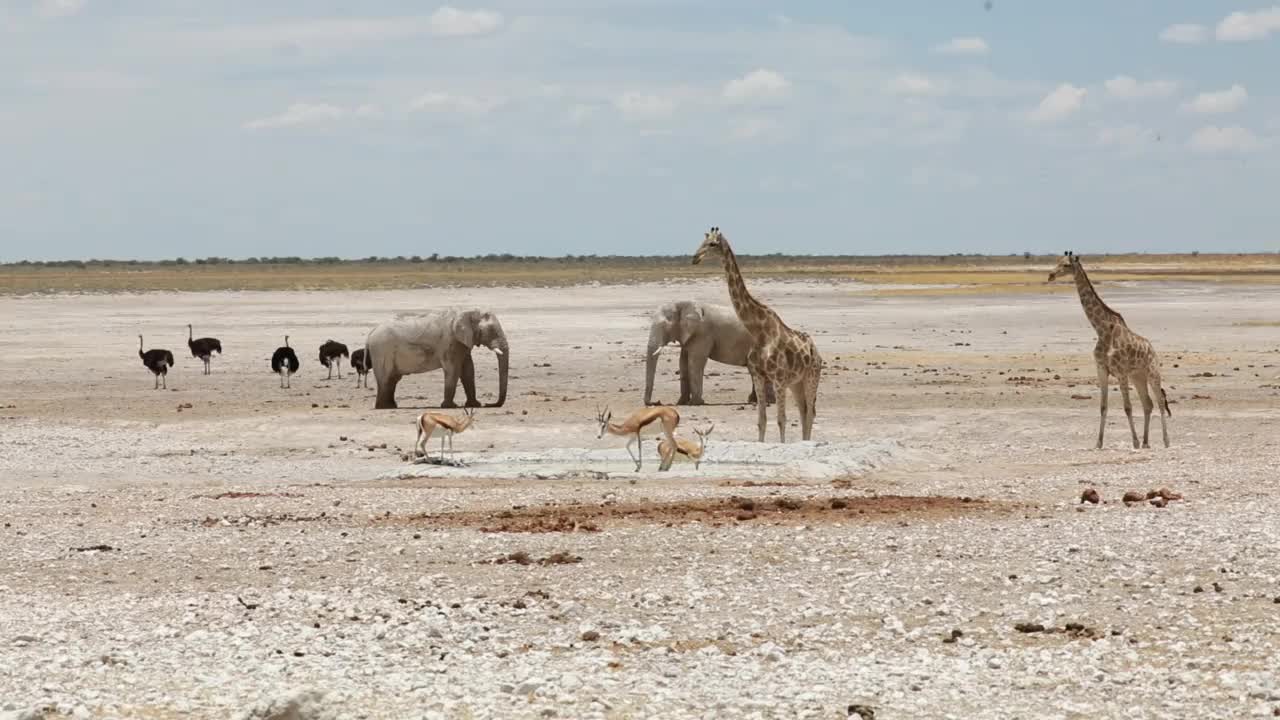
[1,250,1239,269]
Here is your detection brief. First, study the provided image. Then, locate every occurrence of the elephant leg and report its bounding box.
[685,347,709,406]
[441,352,462,408]
[676,346,691,405]
[460,350,480,408]
[375,372,401,409]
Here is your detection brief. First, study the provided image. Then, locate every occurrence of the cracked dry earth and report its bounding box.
[2,278,1280,719]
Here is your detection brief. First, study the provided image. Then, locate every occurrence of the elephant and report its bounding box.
[644,300,774,406]
[366,308,509,410]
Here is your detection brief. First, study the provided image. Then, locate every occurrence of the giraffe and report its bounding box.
[692,226,822,442]
[1048,251,1171,449]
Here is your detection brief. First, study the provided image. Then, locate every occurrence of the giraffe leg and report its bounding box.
[1134,372,1154,449]
[1150,375,1170,448]
[775,383,788,443]
[1119,377,1139,449]
[750,368,768,443]
[1095,365,1109,449]
[790,381,807,442]
[801,367,819,441]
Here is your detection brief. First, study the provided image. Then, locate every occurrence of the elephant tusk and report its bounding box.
[492,347,504,356]
[651,346,663,357]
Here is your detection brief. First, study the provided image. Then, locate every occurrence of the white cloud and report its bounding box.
[722,69,790,105]
[34,0,84,19]
[933,36,989,55]
[1183,84,1248,114]
[410,92,503,114]
[428,6,503,37]
[888,72,945,96]
[243,102,376,130]
[1216,7,1280,42]
[1029,84,1086,123]
[1104,75,1177,100]
[1159,23,1208,44]
[1189,125,1262,153]
[614,92,676,120]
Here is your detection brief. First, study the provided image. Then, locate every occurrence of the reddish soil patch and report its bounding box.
[382,494,1010,533]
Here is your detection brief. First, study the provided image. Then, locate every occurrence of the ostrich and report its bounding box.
[350,348,370,388]
[271,335,300,388]
[138,335,174,389]
[187,324,222,375]
[318,340,349,380]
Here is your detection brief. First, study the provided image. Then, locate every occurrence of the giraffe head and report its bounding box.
[1047,250,1078,282]
[691,226,726,265]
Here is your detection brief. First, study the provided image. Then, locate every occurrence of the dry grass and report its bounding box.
[4,253,1280,295]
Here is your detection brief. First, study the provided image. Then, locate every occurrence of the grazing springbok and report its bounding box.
[414,407,477,461]
[657,423,714,470]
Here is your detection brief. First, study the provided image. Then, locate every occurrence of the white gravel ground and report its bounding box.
[2,279,1280,719]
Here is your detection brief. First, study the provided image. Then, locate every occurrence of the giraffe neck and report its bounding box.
[1072,264,1120,335]
[718,241,774,338]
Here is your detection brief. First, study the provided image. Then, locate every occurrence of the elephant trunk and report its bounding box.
[492,340,508,407]
[644,326,665,406]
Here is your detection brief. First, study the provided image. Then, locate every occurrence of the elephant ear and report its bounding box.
[679,304,703,344]
[452,312,476,347]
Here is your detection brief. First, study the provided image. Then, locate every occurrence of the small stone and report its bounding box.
[1122,491,1145,504]
[1150,497,1167,508]
[580,630,600,642]
[1080,488,1100,504]
[1014,622,1045,633]
[515,680,542,695]
[847,704,876,719]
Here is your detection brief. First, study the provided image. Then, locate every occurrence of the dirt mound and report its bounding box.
[382,494,1008,533]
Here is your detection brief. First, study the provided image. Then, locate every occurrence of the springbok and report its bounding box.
[657,423,714,470]
[595,404,679,471]
[414,407,477,461]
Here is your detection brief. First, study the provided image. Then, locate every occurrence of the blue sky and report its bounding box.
[1,0,1277,261]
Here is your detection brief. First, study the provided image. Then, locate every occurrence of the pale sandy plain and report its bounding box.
[2,276,1280,719]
